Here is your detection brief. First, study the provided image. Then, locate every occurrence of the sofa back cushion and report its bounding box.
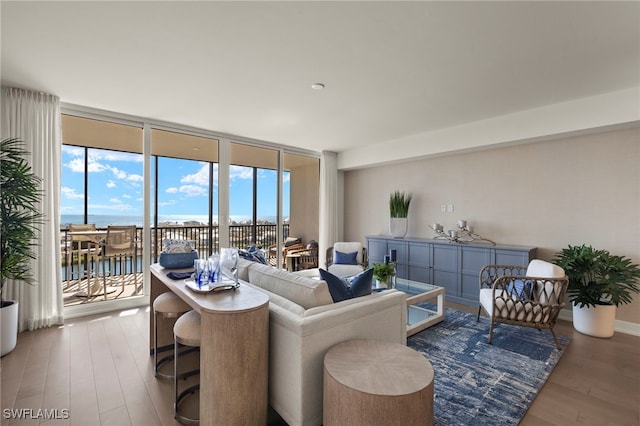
[248,263,333,309]
[237,257,254,282]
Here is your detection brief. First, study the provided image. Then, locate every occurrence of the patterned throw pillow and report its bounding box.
[319,268,373,302]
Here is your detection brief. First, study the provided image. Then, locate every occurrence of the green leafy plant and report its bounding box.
[372,262,395,284]
[553,244,640,308]
[1,137,44,302]
[389,191,412,218]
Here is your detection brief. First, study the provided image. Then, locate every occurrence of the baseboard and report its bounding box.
[63,295,149,319]
[558,308,640,337]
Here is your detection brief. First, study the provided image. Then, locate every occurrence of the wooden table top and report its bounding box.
[150,263,269,315]
[324,339,434,396]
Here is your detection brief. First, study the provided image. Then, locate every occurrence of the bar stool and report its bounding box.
[174,310,201,425]
[153,292,191,380]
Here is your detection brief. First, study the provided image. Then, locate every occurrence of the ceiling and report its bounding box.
[1,1,638,159]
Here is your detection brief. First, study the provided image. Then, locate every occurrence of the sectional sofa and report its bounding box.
[237,258,407,426]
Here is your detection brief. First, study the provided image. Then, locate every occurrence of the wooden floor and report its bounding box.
[62,273,144,307]
[1,304,638,425]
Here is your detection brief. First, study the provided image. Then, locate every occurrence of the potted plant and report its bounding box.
[554,244,640,338]
[372,262,395,288]
[389,190,412,238]
[1,137,44,356]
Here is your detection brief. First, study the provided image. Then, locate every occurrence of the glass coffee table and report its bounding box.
[374,278,445,336]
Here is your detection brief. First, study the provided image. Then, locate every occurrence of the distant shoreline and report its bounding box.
[60,214,287,228]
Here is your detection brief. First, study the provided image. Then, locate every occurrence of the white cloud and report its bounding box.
[166,187,179,193]
[90,150,142,163]
[62,146,84,156]
[110,198,122,204]
[122,194,132,199]
[110,166,128,179]
[61,186,84,199]
[66,158,85,173]
[181,164,209,186]
[107,180,117,188]
[230,165,253,180]
[180,185,207,197]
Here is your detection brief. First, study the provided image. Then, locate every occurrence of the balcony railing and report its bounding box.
[60,223,289,283]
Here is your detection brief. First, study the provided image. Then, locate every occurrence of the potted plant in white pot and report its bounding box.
[554,244,640,338]
[389,190,412,238]
[1,137,44,356]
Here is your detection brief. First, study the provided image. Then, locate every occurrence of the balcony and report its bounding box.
[61,223,289,306]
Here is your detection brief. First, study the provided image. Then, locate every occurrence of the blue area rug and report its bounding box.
[407,308,570,426]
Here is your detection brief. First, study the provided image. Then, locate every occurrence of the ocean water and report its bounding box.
[60,214,281,228]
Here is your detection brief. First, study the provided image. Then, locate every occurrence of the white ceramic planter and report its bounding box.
[1,300,19,356]
[389,217,408,238]
[572,302,616,338]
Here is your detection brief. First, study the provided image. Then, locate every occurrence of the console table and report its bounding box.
[367,236,536,306]
[150,264,270,426]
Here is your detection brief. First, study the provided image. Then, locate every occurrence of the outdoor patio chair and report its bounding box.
[268,237,305,268]
[286,241,319,271]
[101,225,138,298]
[477,259,569,349]
[67,223,102,292]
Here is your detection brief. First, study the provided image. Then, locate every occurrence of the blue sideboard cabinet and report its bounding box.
[366,235,537,307]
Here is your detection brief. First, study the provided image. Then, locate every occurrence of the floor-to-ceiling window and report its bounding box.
[60,114,143,309]
[60,109,320,315]
[151,129,218,258]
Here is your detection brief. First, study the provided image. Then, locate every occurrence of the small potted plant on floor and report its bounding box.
[554,244,640,338]
[389,190,412,238]
[1,137,44,356]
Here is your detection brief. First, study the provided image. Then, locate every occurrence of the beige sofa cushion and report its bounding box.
[248,263,333,309]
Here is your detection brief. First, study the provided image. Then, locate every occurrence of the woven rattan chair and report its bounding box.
[477,259,569,349]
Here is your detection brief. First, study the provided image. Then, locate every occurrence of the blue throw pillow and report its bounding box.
[334,250,358,265]
[347,268,374,298]
[319,268,373,302]
[507,279,534,299]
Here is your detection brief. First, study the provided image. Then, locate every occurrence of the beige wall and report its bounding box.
[288,157,320,245]
[343,127,640,324]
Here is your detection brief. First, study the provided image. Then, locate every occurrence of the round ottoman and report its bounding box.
[323,339,434,426]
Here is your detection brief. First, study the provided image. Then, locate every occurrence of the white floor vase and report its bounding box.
[390,217,408,238]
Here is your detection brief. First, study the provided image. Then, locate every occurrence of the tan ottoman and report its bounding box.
[323,339,434,426]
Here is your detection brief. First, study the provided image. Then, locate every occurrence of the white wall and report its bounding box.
[343,127,640,324]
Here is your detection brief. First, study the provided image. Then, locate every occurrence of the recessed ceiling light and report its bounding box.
[311,83,325,90]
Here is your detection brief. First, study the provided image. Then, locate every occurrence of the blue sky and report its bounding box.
[61,146,290,221]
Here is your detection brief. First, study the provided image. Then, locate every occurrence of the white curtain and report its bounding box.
[1,86,63,331]
[319,150,339,269]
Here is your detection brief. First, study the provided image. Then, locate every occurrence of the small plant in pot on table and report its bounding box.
[372,262,395,289]
[554,244,640,338]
